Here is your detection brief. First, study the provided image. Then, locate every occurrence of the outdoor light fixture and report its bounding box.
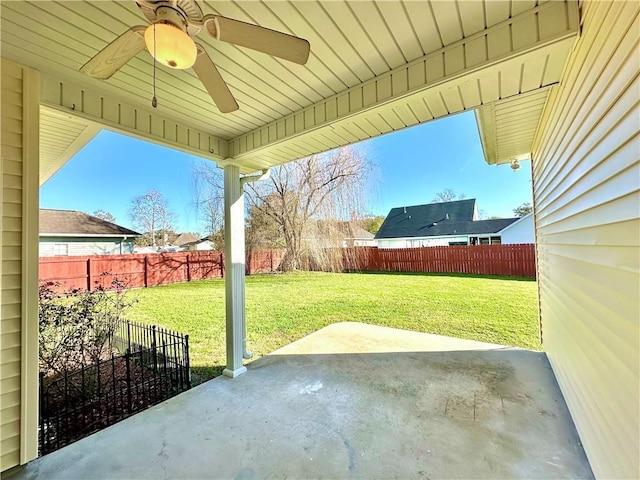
[510,159,521,171]
[144,8,197,70]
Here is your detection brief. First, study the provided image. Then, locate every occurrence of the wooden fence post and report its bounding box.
[186,254,191,282]
[144,256,148,287]
[87,258,92,291]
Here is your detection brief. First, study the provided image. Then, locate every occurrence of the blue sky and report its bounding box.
[40,110,532,233]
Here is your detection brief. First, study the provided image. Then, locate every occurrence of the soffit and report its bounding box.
[0,1,577,173]
[1,0,544,137]
[231,35,575,172]
[40,107,100,186]
[475,87,552,165]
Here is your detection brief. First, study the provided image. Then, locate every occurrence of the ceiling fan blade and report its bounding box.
[192,45,239,113]
[80,26,146,79]
[203,15,310,65]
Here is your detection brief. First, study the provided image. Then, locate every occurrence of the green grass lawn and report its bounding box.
[126,271,540,383]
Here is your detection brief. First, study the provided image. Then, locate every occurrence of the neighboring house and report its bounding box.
[499,213,535,244]
[342,225,376,247]
[39,209,141,257]
[302,220,377,248]
[171,233,215,251]
[173,232,199,248]
[133,246,158,255]
[375,199,532,248]
[181,237,215,251]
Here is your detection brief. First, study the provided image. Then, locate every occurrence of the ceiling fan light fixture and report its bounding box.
[144,22,197,69]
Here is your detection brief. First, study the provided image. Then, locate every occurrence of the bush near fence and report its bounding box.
[39,320,190,455]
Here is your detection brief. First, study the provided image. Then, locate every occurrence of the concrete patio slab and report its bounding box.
[9,322,592,479]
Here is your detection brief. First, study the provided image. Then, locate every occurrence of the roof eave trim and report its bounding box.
[40,233,141,238]
[497,212,533,233]
[475,106,498,165]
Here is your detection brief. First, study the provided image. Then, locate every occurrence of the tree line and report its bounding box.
[92,147,533,269]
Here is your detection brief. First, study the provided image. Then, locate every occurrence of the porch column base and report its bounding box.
[222,366,247,378]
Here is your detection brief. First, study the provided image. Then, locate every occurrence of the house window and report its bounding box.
[491,236,502,245]
[479,238,490,245]
[53,244,68,256]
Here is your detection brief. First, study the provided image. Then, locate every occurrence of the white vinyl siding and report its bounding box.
[1,59,39,471]
[531,2,639,479]
[1,58,24,472]
[39,238,135,257]
[500,214,535,244]
[377,236,470,249]
[53,244,68,256]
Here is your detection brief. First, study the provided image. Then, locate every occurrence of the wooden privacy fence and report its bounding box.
[247,249,286,274]
[342,244,536,278]
[39,250,284,291]
[39,245,534,289]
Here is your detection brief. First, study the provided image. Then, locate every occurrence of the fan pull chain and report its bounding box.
[151,23,158,108]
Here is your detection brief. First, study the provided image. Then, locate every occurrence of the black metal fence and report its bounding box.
[39,321,190,455]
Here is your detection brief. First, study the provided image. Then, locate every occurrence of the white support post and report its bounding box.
[222,164,247,378]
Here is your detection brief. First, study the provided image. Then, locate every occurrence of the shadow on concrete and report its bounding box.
[11,323,592,480]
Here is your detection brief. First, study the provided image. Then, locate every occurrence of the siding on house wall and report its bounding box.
[531,2,639,479]
[39,238,135,257]
[500,214,535,244]
[1,59,39,471]
[377,237,470,248]
[377,235,506,248]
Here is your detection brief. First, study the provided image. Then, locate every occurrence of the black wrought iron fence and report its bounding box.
[39,321,190,455]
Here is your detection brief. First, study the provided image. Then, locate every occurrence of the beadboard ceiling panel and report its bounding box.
[39,107,100,185]
[0,0,577,174]
[476,88,552,165]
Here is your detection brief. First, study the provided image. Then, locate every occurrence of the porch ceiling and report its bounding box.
[39,107,100,186]
[475,87,551,165]
[0,1,578,174]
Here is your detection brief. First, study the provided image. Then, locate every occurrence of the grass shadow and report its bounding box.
[344,270,537,282]
[190,365,225,386]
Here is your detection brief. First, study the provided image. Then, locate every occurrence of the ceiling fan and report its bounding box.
[80,0,311,113]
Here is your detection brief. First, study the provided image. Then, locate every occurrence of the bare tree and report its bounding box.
[191,162,225,239]
[246,199,284,252]
[92,210,116,223]
[246,147,371,271]
[129,190,174,247]
[432,188,466,203]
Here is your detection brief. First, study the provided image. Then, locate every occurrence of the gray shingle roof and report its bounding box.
[39,209,140,236]
[348,225,375,239]
[375,199,518,239]
[174,232,200,246]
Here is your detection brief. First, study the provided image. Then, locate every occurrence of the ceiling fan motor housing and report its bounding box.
[137,0,204,36]
[155,6,188,31]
